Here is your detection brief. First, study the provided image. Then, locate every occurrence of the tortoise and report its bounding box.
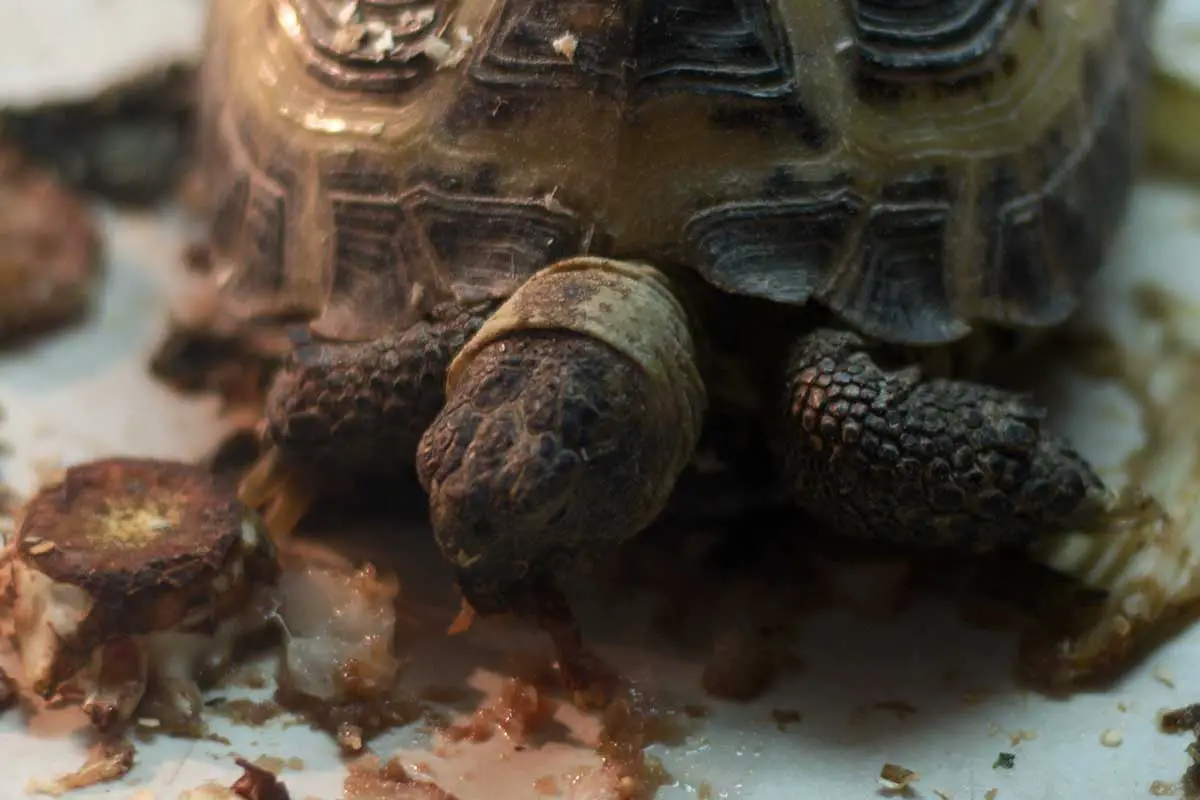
[190,0,1161,672]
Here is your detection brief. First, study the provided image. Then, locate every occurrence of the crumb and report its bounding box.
[933,791,953,800]
[771,709,802,731]
[286,758,304,771]
[25,739,135,796]
[551,32,578,61]
[1156,665,1177,689]
[993,753,1016,770]
[1008,729,1036,748]
[1101,729,1124,747]
[878,763,919,795]
[1149,779,1178,796]
[1119,701,1130,712]
[985,790,998,800]
[337,722,365,754]
[232,757,291,800]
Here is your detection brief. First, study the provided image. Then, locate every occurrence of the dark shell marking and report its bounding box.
[200,0,1156,346]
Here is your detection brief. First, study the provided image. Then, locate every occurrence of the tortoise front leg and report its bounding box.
[238,301,498,536]
[416,257,707,689]
[778,328,1109,548]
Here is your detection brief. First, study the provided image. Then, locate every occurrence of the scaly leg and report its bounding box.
[779,328,1108,548]
[238,301,497,539]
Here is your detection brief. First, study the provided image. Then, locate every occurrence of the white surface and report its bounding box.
[4,5,1200,800]
[0,0,205,109]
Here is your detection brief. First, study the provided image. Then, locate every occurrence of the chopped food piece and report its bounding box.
[0,145,103,344]
[7,458,279,730]
[271,546,422,744]
[878,763,919,794]
[993,753,1016,770]
[26,739,134,796]
[1101,729,1125,747]
[933,791,954,800]
[985,790,998,800]
[274,549,400,704]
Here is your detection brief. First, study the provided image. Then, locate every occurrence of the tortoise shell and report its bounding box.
[197,0,1158,347]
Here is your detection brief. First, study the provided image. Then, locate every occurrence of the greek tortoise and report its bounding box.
[194,0,1160,669]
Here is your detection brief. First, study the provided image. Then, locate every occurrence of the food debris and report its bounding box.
[1149,779,1178,796]
[1101,729,1125,747]
[337,722,365,754]
[533,775,558,795]
[878,763,919,795]
[551,32,578,62]
[933,791,954,800]
[985,790,998,800]
[343,756,460,800]
[25,739,135,796]
[594,689,681,800]
[993,753,1016,770]
[441,678,552,745]
[1157,665,1177,689]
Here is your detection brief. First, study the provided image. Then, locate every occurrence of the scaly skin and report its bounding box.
[262,301,499,478]
[779,328,1109,549]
